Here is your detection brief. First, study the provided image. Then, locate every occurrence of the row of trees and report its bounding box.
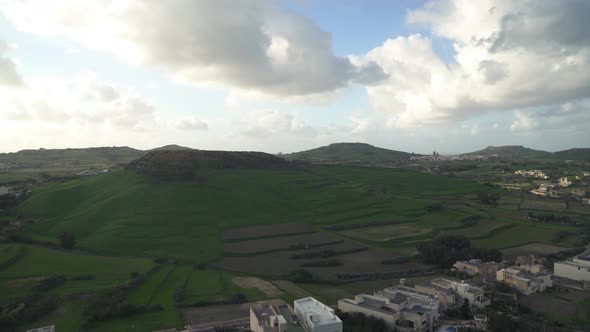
[416,235,502,267]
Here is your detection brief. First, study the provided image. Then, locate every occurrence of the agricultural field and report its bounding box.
[521,198,567,212]
[472,223,579,248]
[15,166,487,263]
[0,244,154,331]
[215,227,432,281]
[223,232,342,254]
[3,163,590,331]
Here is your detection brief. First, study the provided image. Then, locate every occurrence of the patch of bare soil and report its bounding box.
[232,276,283,297]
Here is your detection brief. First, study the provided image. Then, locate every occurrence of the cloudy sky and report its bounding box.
[0,0,589,154]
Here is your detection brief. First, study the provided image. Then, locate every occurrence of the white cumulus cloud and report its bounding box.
[357,0,590,128]
[0,0,384,97]
[0,39,22,86]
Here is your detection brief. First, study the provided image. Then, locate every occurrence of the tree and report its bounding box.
[461,299,472,319]
[288,269,314,283]
[59,232,76,249]
[477,192,500,205]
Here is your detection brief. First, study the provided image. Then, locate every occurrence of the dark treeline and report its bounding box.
[416,235,502,267]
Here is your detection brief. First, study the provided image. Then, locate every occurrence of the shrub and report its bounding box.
[288,269,314,283]
[33,275,66,292]
[59,232,76,249]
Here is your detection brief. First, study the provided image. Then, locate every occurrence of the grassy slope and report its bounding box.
[0,147,144,165]
[283,143,412,162]
[17,165,484,262]
[465,145,555,160]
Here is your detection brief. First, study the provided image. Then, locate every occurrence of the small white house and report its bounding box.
[0,186,9,196]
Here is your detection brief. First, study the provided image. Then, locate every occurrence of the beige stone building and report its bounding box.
[339,286,439,332]
[415,278,489,309]
[250,303,287,332]
[496,264,552,295]
[453,259,499,282]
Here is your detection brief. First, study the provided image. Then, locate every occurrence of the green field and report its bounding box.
[0,244,155,331]
[5,163,588,331]
[16,166,485,262]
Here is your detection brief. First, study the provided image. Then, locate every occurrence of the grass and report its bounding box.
[9,163,586,330]
[0,244,154,299]
[472,223,577,248]
[17,165,487,263]
[95,266,264,332]
[0,244,154,332]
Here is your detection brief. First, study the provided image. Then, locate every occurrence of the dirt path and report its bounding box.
[232,276,283,297]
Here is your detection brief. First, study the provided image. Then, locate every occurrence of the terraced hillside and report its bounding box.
[6,153,588,331]
[281,142,413,163]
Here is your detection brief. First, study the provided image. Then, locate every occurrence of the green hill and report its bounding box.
[16,164,484,262]
[127,150,292,180]
[464,145,555,160]
[554,148,590,161]
[148,144,193,151]
[0,147,144,167]
[282,142,413,163]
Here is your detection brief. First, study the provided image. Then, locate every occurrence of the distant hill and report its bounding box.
[554,148,590,161]
[127,150,292,180]
[0,147,144,167]
[464,145,555,160]
[282,142,413,163]
[0,145,193,170]
[149,144,193,151]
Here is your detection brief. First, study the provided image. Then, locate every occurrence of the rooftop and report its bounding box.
[26,327,55,332]
[295,297,341,326]
[252,303,279,326]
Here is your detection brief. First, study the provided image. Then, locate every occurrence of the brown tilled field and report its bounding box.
[222,223,314,240]
[224,232,342,254]
[215,242,430,281]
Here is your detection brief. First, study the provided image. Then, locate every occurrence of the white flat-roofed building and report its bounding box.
[26,326,55,332]
[0,186,10,196]
[554,250,590,282]
[294,297,342,332]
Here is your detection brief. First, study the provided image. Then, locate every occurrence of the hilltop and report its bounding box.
[148,144,193,152]
[0,146,144,167]
[554,148,590,161]
[464,145,555,160]
[281,142,413,163]
[0,145,194,169]
[127,150,293,180]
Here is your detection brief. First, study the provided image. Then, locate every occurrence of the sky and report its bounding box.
[0,0,589,154]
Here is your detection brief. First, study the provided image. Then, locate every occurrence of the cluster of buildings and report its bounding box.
[338,285,440,332]
[337,278,491,332]
[530,183,560,197]
[496,264,553,295]
[452,258,553,295]
[251,297,342,332]
[410,153,489,162]
[248,279,491,332]
[452,259,499,283]
[514,169,549,179]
